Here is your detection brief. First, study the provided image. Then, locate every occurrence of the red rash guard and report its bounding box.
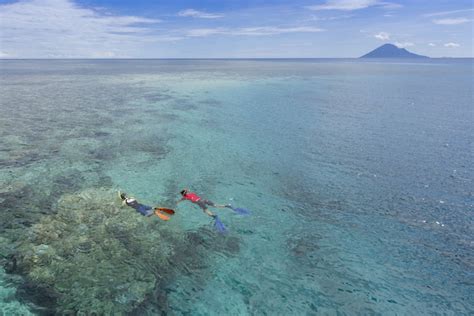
[183,192,201,203]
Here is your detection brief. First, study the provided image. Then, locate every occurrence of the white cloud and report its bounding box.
[428,43,436,47]
[444,42,460,48]
[186,28,226,37]
[236,26,325,36]
[306,0,401,11]
[309,14,353,21]
[0,51,11,58]
[423,8,474,17]
[381,2,403,9]
[374,32,390,40]
[178,9,223,19]
[433,18,471,25]
[394,42,414,48]
[0,0,162,58]
[186,26,324,37]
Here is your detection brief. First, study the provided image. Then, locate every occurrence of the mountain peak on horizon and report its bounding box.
[361,43,429,59]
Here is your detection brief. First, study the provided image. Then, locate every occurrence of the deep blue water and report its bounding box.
[0,59,473,314]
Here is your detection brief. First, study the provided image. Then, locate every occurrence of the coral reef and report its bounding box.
[0,266,34,316]
[7,188,179,314]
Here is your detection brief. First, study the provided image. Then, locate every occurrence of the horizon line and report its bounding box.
[1,57,473,60]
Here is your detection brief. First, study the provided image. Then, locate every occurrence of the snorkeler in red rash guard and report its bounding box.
[177,189,231,218]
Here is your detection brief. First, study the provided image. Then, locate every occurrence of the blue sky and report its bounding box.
[0,0,472,58]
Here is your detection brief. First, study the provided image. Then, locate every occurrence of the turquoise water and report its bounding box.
[0,59,472,314]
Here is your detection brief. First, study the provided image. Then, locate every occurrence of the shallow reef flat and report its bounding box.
[1,188,181,314]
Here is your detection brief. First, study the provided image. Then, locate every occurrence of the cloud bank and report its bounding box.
[0,0,160,58]
[0,0,325,57]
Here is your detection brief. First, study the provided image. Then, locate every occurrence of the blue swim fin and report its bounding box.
[225,205,251,215]
[213,216,227,233]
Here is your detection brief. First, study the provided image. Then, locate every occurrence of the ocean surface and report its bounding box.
[0,59,472,315]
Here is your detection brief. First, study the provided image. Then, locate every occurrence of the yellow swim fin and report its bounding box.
[154,210,170,221]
